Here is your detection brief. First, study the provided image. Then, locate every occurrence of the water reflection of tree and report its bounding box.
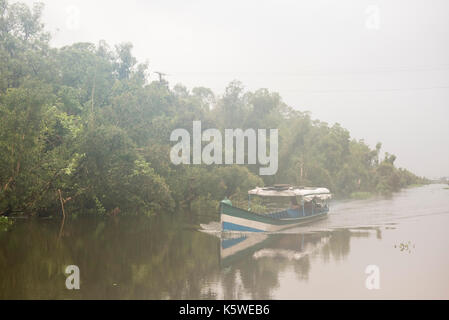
[220,228,380,299]
[320,229,351,263]
[220,234,319,298]
[0,216,221,299]
[293,256,311,281]
[0,218,382,299]
[237,258,282,299]
[320,228,379,263]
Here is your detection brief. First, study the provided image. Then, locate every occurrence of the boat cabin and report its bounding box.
[247,185,332,218]
[220,184,332,232]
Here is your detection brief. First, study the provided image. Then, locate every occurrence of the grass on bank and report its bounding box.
[349,192,374,200]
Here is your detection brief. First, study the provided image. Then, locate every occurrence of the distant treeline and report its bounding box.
[0,1,428,217]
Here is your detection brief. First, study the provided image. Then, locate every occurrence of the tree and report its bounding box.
[0,0,428,217]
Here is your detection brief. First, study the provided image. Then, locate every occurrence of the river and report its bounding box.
[1,184,448,299]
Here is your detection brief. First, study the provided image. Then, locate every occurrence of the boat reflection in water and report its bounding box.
[0,214,382,299]
[207,227,381,299]
[5,185,447,299]
[219,231,331,268]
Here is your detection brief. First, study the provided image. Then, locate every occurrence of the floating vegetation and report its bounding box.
[394,241,415,254]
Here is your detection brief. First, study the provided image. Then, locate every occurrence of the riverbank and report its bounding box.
[342,182,430,201]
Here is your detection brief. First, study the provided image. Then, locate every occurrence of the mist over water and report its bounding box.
[288,184,449,232]
[2,0,449,302]
[1,185,448,299]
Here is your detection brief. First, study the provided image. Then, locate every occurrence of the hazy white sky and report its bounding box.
[19,0,449,178]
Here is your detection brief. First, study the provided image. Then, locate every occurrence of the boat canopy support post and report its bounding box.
[301,198,305,217]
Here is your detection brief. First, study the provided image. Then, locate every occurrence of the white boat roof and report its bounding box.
[248,186,331,197]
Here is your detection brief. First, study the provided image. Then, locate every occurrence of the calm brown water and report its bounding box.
[1,184,448,299]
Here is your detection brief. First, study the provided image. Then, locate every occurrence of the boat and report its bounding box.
[220,184,332,232]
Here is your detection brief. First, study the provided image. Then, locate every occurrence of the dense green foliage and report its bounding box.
[0,1,428,217]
